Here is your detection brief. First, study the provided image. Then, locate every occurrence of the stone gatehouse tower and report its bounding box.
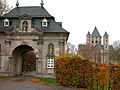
[0,1,69,77]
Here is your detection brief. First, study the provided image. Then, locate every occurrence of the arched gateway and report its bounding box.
[12,45,36,75]
[0,1,69,77]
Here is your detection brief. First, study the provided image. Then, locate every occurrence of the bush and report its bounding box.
[55,54,120,89]
[55,54,95,88]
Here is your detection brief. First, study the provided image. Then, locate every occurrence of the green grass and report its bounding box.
[37,77,60,86]
[0,76,13,78]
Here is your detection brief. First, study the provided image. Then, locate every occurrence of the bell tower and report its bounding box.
[103,32,109,51]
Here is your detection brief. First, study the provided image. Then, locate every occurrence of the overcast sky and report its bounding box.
[8,0,120,46]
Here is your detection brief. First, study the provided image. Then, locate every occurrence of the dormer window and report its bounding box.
[3,18,9,26]
[42,18,48,27]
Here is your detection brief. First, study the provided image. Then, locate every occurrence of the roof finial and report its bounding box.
[16,0,19,7]
[41,0,44,6]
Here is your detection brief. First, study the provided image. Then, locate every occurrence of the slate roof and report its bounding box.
[94,44,113,51]
[87,31,91,36]
[109,45,113,51]
[3,6,53,18]
[95,43,104,50]
[0,6,69,34]
[92,27,101,37]
[103,32,109,37]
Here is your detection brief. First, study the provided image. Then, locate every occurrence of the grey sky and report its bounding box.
[8,0,120,46]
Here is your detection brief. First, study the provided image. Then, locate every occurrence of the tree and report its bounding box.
[0,0,9,16]
[22,51,36,72]
[110,40,120,63]
[67,42,77,54]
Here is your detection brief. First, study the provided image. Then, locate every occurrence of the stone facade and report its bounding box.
[0,3,69,77]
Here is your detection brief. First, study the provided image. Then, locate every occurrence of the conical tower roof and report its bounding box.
[103,32,109,37]
[92,27,101,37]
[87,31,91,36]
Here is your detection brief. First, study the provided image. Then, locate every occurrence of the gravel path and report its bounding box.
[0,77,81,90]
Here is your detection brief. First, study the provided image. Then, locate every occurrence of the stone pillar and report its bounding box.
[59,39,65,55]
[36,39,43,75]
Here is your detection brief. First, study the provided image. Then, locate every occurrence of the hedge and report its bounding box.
[55,54,120,89]
[55,54,96,88]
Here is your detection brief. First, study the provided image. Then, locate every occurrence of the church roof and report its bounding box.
[109,45,113,51]
[92,27,101,37]
[94,44,113,51]
[94,43,103,50]
[3,6,53,18]
[87,31,91,36]
[103,32,109,37]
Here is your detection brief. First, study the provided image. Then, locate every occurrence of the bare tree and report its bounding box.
[67,42,77,54]
[110,40,120,63]
[0,0,9,16]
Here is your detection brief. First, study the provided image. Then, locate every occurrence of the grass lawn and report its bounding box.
[0,76,13,78]
[37,77,60,86]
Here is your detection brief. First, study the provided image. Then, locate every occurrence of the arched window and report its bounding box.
[22,21,28,32]
[47,43,54,69]
[48,43,54,54]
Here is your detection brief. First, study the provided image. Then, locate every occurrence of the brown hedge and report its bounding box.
[55,54,96,88]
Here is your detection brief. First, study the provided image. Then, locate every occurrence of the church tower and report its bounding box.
[103,32,109,63]
[103,32,109,51]
[92,27,101,46]
[86,31,91,44]
[86,27,101,46]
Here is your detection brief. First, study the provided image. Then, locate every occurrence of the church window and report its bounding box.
[42,18,48,27]
[96,40,98,43]
[48,43,54,54]
[47,58,54,68]
[3,18,9,26]
[22,21,28,32]
[92,41,94,43]
[106,40,108,42]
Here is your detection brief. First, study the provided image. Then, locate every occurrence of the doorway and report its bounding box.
[12,45,36,76]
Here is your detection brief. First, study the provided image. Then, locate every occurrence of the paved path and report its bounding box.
[0,77,81,90]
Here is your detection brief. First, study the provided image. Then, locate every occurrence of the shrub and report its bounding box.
[55,54,95,88]
[55,54,120,89]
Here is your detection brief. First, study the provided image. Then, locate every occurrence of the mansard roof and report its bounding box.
[0,6,69,34]
[92,27,101,37]
[3,6,53,18]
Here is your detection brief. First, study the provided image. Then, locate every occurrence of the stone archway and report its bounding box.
[11,45,36,76]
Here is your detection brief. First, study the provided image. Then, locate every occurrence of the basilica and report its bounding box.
[78,27,113,63]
